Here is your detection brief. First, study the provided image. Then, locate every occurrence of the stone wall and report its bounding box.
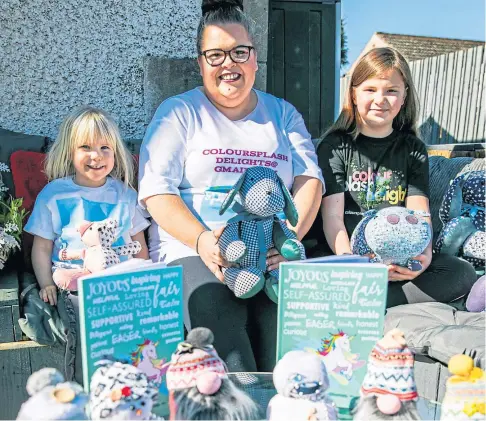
[0,0,268,141]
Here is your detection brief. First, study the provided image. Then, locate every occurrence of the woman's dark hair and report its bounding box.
[197,0,253,53]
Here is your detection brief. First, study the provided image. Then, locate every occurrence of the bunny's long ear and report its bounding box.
[440,173,468,223]
[278,175,299,227]
[219,171,247,215]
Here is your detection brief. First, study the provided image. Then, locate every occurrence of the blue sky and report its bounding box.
[341,0,486,71]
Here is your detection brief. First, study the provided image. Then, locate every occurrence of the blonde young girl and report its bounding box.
[309,47,476,307]
[25,106,149,306]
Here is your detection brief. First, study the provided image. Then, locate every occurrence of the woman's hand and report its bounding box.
[197,227,230,283]
[39,285,58,306]
[267,248,288,271]
[388,252,432,282]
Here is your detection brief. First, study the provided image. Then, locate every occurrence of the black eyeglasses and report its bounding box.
[199,45,255,67]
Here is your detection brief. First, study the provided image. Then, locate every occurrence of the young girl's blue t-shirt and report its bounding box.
[24,176,149,271]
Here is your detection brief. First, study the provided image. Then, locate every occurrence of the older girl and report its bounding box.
[310,47,475,308]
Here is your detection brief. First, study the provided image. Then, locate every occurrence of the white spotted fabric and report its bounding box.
[463,231,486,262]
[219,166,305,300]
[351,207,431,268]
[87,219,142,268]
[89,361,160,420]
[435,171,485,268]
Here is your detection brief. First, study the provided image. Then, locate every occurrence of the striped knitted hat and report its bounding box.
[441,354,486,419]
[166,327,227,393]
[361,329,418,403]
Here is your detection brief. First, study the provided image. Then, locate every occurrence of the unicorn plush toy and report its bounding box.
[218,166,306,303]
[56,218,142,290]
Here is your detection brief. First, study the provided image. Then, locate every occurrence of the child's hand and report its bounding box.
[388,253,432,281]
[39,285,58,305]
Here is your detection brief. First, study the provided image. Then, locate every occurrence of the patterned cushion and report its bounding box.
[10,151,48,214]
[0,128,47,193]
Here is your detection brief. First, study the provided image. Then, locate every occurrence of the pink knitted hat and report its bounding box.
[166,328,227,394]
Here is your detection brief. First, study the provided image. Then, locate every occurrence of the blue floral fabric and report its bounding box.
[435,171,485,269]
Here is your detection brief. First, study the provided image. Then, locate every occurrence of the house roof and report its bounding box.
[375,32,484,62]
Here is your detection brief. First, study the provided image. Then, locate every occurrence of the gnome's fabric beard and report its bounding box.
[267,394,337,420]
[169,379,262,420]
[353,396,420,420]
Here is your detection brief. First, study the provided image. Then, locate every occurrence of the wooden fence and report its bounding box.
[340,45,485,145]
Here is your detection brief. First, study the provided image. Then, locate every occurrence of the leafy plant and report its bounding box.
[0,197,27,243]
[0,164,28,268]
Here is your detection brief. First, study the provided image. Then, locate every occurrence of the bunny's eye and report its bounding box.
[387,214,400,225]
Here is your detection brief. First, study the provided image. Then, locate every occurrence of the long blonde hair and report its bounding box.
[45,105,134,187]
[326,47,419,140]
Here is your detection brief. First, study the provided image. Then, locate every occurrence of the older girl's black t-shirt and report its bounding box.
[304,130,429,255]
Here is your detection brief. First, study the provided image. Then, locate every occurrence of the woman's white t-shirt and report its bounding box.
[138,87,324,263]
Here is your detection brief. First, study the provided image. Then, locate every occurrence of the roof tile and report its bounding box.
[376,32,484,62]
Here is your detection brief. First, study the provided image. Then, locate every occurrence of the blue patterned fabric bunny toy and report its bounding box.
[351,206,432,270]
[218,166,306,303]
[435,170,485,270]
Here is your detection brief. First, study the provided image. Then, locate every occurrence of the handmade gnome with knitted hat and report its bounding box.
[16,367,88,420]
[353,329,420,420]
[440,354,486,420]
[267,350,337,420]
[165,327,262,420]
[88,360,161,420]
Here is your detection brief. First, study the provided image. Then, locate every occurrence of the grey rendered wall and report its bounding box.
[0,0,269,141]
[0,0,200,140]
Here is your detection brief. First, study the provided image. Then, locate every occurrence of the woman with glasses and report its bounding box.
[138,0,324,372]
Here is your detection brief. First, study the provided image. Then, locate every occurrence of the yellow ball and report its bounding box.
[449,354,474,376]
